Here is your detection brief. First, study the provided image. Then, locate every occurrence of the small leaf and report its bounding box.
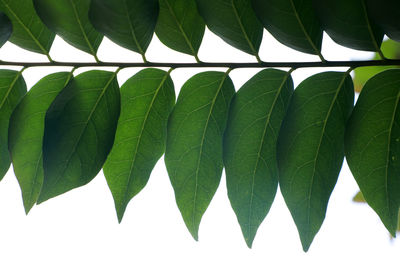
[34,0,103,57]
[224,69,293,248]
[313,0,383,52]
[0,12,12,48]
[8,72,72,214]
[155,0,205,58]
[366,0,400,42]
[195,0,263,57]
[0,0,54,55]
[277,71,354,251]
[103,68,175,222]
[252,0,323,56]
[89,0,158,58]
[38,70,120,203]
[353,191,366,203]
[165,71,235,240]
[0,69,26,180]
[345,69,400,237]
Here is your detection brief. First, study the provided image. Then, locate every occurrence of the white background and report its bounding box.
[0,28,398,266]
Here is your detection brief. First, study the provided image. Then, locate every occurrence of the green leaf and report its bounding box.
[34,0,103,58]
[103,68,175,222]
[155,0,205,58]
[353,191,366,203]
[366,0,400,42]
[252,0,323,56]
[345,69,400,237]
[0,12,12,48]
[277,71,354,252]
[195,0,263,57]
[313,0,383,52]
[8,72,72,214]
[0,69,26,180]
[89,0,158,58]
[353,39,400,92]
[165,71,235,240]
[223,69,293,248]
[38,70,120,203]
[0,0,54,55]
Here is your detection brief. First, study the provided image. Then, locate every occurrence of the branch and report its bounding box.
[0,59,399,69]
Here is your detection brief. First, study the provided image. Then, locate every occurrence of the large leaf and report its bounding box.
[155,0,205,59]
[224,69,293,248]
[89,0,158,59]
[0,0,54,55]
[34,0,103,58]
[0,69,26,180]
[38,70,120,203]
[366,0,400,42]
[195,0,263,57]
[277,71,354,251]
[8,72,72,214]
[252,0,323,57]
[0,12,11,48]
[165,71,235,240]
[312,0,383,52]
[103,68,175,222]
[345,69,400,236]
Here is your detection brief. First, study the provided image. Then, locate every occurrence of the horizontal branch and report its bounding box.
[0,59,400,69]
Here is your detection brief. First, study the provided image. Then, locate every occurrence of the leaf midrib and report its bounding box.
[122,0,145,57]
[0,71,22,110]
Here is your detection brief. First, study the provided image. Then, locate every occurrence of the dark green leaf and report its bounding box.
[38,70,120,203]
[252,0,323,56]
[277,71,354,251]
[345,69,400,237]
[366,0,400,42]
[0,0,54,55]
[8,72,72,214]
[353,39,400,92]
[313,0,383,52]
[155,0,205,58]
[0,69,26,180]
[103,68,175,222]
[195,0,263,57]
[0,12,12,48]
[165,71,235,240]
[224,69,293,248]
[89,0,158,58]
[34,0,103,58]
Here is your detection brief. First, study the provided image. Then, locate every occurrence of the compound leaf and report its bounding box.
[34,0,103,57]
[165,71,235,240]
[38,70,120,203]
[277,71,354,251]
[0,0,54,55]
[345,69,400,236]
[156,0,205,58]
[224,69,293,248]
[103,68,175,222]
[8,72,72,214]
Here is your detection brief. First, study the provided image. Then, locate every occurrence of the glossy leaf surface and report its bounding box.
[0,12,11,48]
[165,71,235,240]
[345,69,400,236]
[34,0,103,57]
[224,69,293,248]
[366,0,400,42]
[103,68,175,222]
[9,72,72,213]
[156,0,205,57]
[0,0,54,54]
[195,0,263,56]
[277,71,354,251]
[89,0,158,57]
[313,0,383,52]
[38,70,120,203]
[0,69,26,180]
[252,0,323,56]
